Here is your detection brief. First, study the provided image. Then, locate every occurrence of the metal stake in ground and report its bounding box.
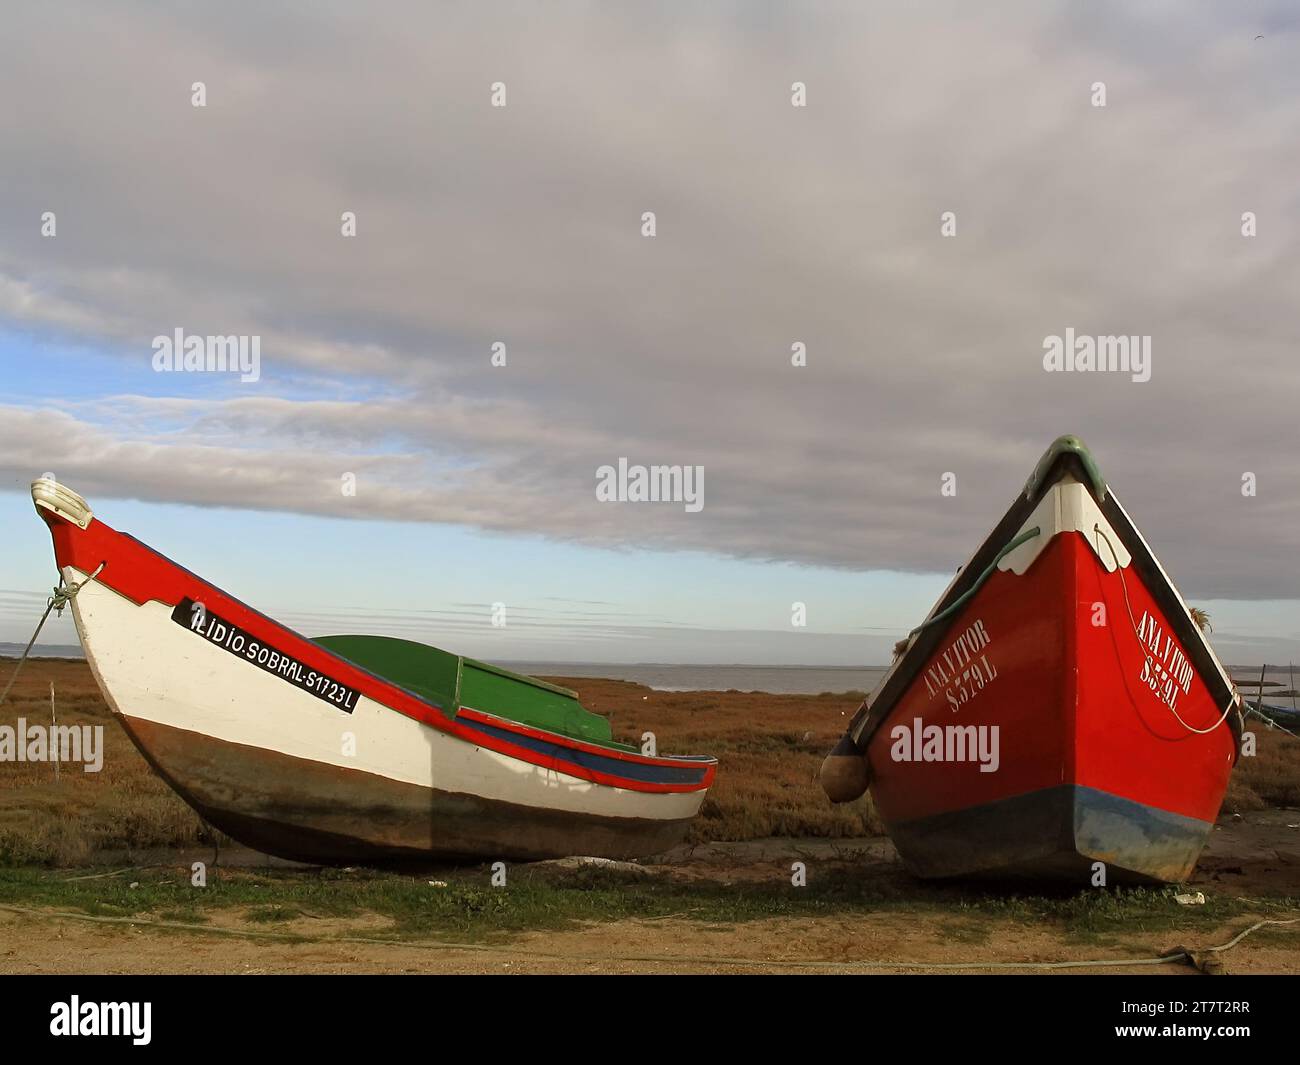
[51,681,59,783]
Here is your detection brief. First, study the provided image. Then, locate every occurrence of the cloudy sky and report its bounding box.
[2,2,1298,665]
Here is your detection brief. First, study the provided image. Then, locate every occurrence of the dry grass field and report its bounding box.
[1,656,1296,865]
[1,657,1298,974]
[0,657,884,864]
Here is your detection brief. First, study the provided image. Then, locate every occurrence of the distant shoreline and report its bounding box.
[0,645,85,661]
[3,646,1296,699]
[0,644,888,669]
[3,644,1294,673]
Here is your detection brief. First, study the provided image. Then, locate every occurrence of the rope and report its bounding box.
[0,562,104,708]
[1092,525,1236,736]
[907,525,1041,638]
[1243,705,1298,739]
[1203,916,1300,955]
[0,902,1294,972]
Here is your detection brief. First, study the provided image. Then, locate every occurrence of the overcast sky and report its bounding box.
[2,2,1298,665]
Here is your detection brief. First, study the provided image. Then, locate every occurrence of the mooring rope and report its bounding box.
[907,525,1041,639]
[1092,525,1236,736]
[0,562,104,708]
[1243,705,1298,739]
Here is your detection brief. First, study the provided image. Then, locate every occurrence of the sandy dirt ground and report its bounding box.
[0,910,1268,975]
[2,816,1297,975]
[2,893,1296,975]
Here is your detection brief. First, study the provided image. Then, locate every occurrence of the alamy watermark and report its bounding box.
[889,718,1000,773]
[50,997,151,1045]
[0,719,104,771]
[1042,328,1150,383]
[151,328,261,382]
[595,458,704,513]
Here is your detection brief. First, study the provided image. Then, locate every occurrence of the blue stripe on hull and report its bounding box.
[463,720,710,786]
[885,784,1213,884]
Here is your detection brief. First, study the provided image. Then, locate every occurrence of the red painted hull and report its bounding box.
[866,532,1236,883]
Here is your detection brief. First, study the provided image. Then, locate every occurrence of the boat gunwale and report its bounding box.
[457,705,719,767]
[848,442,1242,754]
[40,509,716,787]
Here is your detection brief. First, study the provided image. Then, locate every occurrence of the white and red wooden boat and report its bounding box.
[820,436,1242,884]
[31,479,716,865]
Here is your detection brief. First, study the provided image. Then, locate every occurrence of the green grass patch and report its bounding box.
[0,863,1291,946]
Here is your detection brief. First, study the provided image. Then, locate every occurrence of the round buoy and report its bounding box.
[819,732,871,803]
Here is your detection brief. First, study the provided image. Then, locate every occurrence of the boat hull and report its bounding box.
[864,511,1236,884]
[120,716,691,864]
[887,784,1215,884]
[35,489,714,865]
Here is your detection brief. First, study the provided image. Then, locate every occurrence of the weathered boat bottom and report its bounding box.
[119,716,693,865]
[886,784,1212,884]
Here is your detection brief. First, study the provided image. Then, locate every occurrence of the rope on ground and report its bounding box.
[60,867,145,883]
[1202,917,1299,955]
[0,562,104,708]
[0,903,1295,972]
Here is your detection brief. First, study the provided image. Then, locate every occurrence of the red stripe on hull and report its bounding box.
[39,511,715,794]
[867,533,1234,829]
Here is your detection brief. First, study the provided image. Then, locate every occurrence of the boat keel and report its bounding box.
[887,784,1212,884]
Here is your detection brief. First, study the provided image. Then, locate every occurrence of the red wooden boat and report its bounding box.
[820,436,1242,884]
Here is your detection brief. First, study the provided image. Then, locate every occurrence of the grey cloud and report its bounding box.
[2,2,1299,598]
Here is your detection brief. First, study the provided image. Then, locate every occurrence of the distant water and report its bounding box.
[506,662,888,695]
[6,643,1291,699]
[0,644,881,694]
[1228,665,1300,699]
[0,642,84,660]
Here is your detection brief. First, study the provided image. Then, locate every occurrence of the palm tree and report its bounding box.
[1189,607,1212,633]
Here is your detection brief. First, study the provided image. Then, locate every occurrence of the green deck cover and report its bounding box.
[314,635,461,715]
[313,634,622,747]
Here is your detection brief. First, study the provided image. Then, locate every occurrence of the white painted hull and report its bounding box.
[66,565,706,861]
